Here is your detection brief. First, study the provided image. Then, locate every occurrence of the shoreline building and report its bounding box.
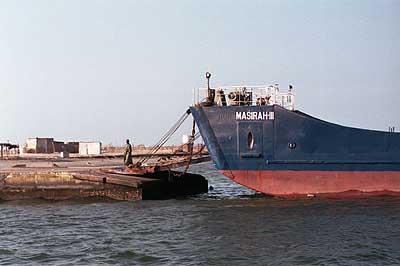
[24,137,101,155]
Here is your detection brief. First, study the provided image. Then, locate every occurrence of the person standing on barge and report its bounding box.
[124,139,133,167]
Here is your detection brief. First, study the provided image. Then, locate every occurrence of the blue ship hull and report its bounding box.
[190,105,400,197]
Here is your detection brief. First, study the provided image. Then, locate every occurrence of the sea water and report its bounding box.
[1,162,400,266]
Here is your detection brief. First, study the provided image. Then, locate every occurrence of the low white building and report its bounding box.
[79,142,102,155]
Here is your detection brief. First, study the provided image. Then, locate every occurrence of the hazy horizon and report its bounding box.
[1,0,399,146]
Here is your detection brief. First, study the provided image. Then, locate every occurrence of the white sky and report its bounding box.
[1,0,399,145]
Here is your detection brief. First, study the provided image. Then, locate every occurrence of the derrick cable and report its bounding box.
[143,124,201,166]
[147,113,189,155]
[143,123,183,163]
[144,117,183,157]
[139,110,190,164]
[140,115,187,164]
[143,112,187,156]
[147,112,188,153]
[139,115,186,164]
[172,132,201,155]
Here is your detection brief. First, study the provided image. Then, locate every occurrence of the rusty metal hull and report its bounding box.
[0,172,142,201]
[0,170,208,201]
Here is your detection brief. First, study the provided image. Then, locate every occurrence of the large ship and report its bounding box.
[190,73,400,197]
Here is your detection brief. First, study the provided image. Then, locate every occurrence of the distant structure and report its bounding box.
[0,143,19,157]
[79,142,102,155]
[25,138,54,153]
[24,137,101,155]
[182,134,193,153]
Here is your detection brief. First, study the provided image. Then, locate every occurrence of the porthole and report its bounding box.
[247,132,254,150]
[288,142,297,149]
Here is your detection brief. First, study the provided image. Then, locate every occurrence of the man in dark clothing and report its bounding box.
[123,139,133,166]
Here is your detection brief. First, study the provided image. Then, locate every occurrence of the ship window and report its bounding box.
[288,142,297,149]
[247,132,254,150]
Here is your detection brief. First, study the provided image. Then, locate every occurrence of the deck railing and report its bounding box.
[194,85,295,110]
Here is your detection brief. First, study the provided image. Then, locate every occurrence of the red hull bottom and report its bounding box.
[221,170,400,198]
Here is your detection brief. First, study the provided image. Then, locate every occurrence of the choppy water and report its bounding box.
[1,163,400,266]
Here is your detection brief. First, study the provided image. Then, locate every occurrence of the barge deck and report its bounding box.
[0,156,210,201]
